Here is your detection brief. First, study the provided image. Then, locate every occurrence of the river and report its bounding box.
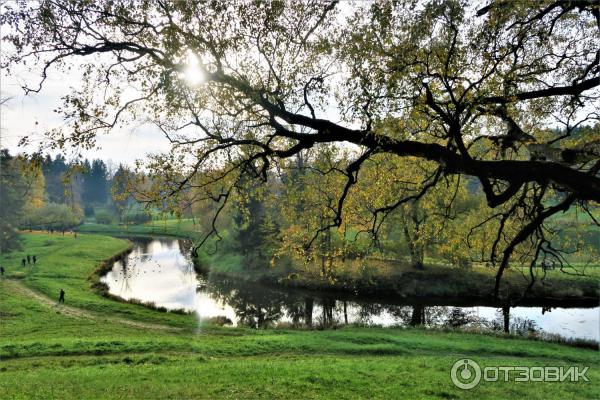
[100,237,599,341]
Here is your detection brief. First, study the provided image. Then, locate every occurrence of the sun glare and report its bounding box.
[184,50,204,85]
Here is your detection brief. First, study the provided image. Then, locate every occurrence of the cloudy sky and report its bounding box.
[1,64,171,167]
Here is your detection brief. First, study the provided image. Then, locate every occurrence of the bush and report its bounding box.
[19,203,83,231]
[95,210,115,224]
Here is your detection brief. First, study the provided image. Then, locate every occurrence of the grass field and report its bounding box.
[0,233,598,399]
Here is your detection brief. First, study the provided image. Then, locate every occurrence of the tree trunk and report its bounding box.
[403,201,425,270]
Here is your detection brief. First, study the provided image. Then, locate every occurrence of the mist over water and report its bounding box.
[101,237,599,341]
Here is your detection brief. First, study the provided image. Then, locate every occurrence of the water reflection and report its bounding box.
[101,238,600,341]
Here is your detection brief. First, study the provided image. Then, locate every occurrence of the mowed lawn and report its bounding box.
[0,233,598,399]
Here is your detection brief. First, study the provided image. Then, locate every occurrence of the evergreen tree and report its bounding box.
[82,159,109,204]
[42,154,69,203]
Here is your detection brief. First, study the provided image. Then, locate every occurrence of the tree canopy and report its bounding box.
[2,0,599,297]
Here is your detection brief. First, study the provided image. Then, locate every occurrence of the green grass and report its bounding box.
[0,232,194,328]
[1,233,598,399]
[76,218,199,238]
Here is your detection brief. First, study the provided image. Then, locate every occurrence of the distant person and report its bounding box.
[33,255,37,265]
[27,255,31,264]
[58,289,65,304]
[74,232,77,239]
[21,258,26,267]
[0,266,5,276]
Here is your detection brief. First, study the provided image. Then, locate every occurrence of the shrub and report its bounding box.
[20,202,83,231]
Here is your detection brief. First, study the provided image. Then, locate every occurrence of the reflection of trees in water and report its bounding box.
[133,237,152,255]
[400,305,539,336]
[199,272,541,335]
[444,307,478,328]
[177,239,193,260]
[205,277,286,328]
[116,254,134,294]
[317,298,336,328]
[205,277,344,329]
[485,308,538,336]
[354,303,388,325]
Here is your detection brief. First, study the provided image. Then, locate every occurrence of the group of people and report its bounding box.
[21,254,37,267]
[1,255,38,275]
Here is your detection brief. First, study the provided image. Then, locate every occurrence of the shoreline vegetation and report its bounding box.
[1,232,599,399]
[76,221,599,306]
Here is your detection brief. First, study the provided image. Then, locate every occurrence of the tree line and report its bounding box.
[0,149,130,251]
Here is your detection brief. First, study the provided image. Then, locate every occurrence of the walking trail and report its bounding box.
[4,279,181,332]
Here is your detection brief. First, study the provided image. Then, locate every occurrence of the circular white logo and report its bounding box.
[451,359,481,390]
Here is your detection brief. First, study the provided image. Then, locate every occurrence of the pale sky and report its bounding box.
[0,64,171,167]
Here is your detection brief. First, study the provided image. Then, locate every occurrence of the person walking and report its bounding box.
[21,258,26,267]
[33,255,37,265]
[58,289,65,304]
[0,266,5,276]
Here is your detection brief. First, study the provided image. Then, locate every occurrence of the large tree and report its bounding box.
[2,0,599,297]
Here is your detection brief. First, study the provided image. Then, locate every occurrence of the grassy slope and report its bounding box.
[0,233,599,399]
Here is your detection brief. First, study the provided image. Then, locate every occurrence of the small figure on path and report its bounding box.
[1,266,5,276]
[27,255,31,264]
[58,289,65,304]
[33,255,37,265]
[21,258,26,267]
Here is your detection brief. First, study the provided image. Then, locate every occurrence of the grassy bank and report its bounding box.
[205,252,599,305]
[0,232,194,328]
[0,232,599,399]
[76,219,599,304]
[75,219,198,238]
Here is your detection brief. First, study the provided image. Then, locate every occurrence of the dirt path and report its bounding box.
[4,279,182,332]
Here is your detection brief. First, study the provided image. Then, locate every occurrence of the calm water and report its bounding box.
[101,237,600,341]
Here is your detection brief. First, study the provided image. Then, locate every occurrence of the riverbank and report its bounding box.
[75,219,198,239]
[205,252,600,306]
[1,234,599,399]
[75,221,600,305]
